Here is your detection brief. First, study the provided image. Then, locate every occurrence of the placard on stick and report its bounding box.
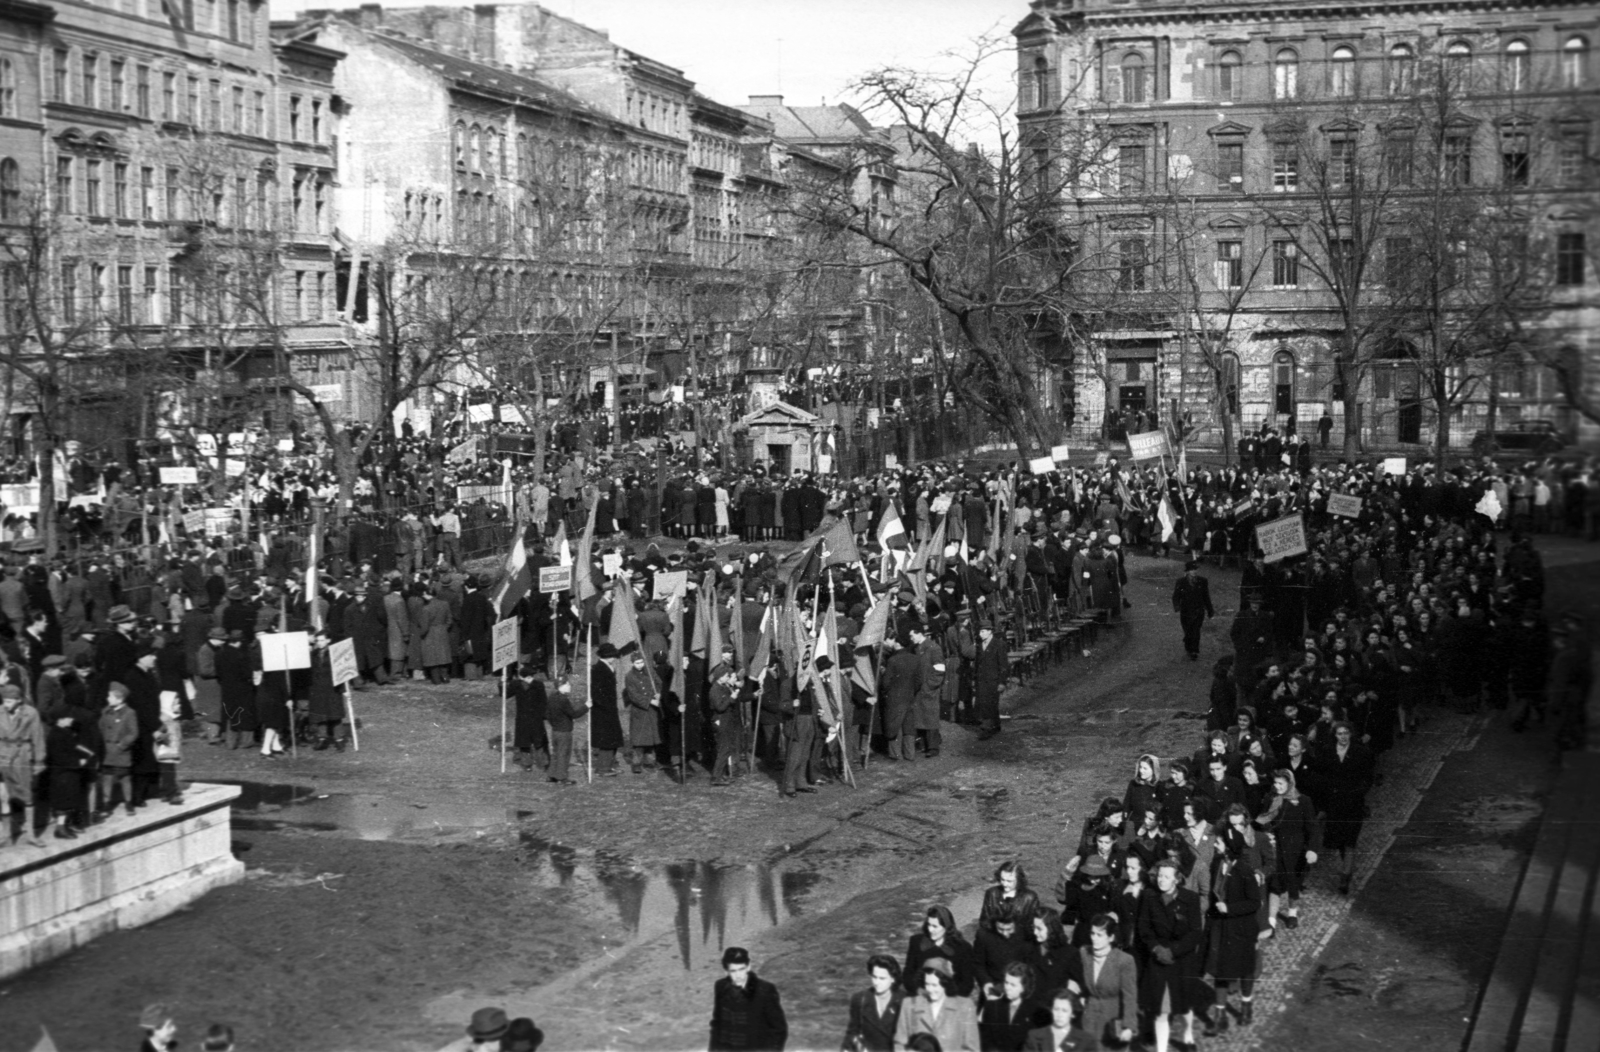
[1382,457,1407,477]
[492,617,519,672]
[1028,456,1055,475]
[328,638,359,686]
[652,569,688,604]
[538,565,569,593]
[182,510,207,535]
[1255,513,1309,564]
[1126,431,1169,461]
[1050,444,1071,464]
[258,631,312,672]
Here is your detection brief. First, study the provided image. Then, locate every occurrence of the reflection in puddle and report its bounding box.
[221,780,530,840]
[521,835,819,970]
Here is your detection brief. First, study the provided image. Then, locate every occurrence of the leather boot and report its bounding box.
[1240,1000,1254,1026]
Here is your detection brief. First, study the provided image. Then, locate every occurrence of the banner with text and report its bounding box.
[1255,513,1309,564]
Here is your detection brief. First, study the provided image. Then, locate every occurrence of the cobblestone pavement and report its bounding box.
[2,546,1549,1052]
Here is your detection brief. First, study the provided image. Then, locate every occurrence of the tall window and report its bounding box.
[1272,142,1299,191]
[59,262,77,322]
[470,125,482,169]
[139,166,154,219]
[136,65,150,117]
[1385,135,1414,185]
[1556,233,1587,285]
[227,0,241,41]
[1215,240,1243,288]
[1444,134,1472,184]
[88,264,104,318]
[168,268,183,323]
[1121,53,1146,104]
[253,91,265,135]
[1273,49,1299,99]
[311,99,323,143]
[0,158,16,220]
[1217,141,1244,191]
[116,266,133,324]
[293,270,307,320]
[1118,143,1146,194]
[1384,236,1411,285]
[162,72,176,120]
[1272,239,1299,287]
[85,159,102,216]
[1504,40,1530,92]
[1446,42,1473,86]
[1388,44,1415,94]
[1330,139,1356,187]
[1329,238,1357,284]
[1558,128,1588,185]
[55,156,73,212]
[1563,36,1589,88]
[110,59,125,111]
[186,76,199,123]
[288,95,302,140]
[232,86,244,132]
[1033,56,1055,110]
[1218,50,1242,101]
[52,49,68,103]
[1329,46,1356,97]
[144,266,159,323]
[165,166,180,219]
[1117,237,1147,290]
[0,59,15,118]
[1501,131,1529,186]
[113,162,128,218]
[82,52,98,109]
[454,122,466,167]
[313,179,327,232]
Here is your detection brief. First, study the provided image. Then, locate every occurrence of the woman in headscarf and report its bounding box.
[1254,768,1322,932]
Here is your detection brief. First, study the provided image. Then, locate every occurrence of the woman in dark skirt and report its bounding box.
[215,630,258,749]
[46,713,94,839]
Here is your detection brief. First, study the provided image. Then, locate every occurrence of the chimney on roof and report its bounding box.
[358,3,383,29]
[748,94,783,107]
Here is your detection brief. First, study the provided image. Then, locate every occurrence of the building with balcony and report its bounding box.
[1016,0,1600,452]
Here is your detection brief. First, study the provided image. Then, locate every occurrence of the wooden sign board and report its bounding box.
[160,466,199,485]
[328,638,358,686]
[492,616,519,671]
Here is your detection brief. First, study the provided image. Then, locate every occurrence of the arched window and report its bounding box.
[469,125,481,171]
[1563,36,1589,88]
[0,59,14,119]
[1274,351,1297,414]
[1274,48,1299,99]
[1218,50,1242,101]
[1388,44,1415,94]
[1446,41,1473,85]
[1330,46,1356,97]
[1505,39,1530,91]
[453,121,466,168]
[0,158,18,220]
[1121,52,1146,104]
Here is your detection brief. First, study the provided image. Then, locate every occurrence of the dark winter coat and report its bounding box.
[709,973,788,1052]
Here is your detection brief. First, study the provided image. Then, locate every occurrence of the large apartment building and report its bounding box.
[1016,0,1600,450]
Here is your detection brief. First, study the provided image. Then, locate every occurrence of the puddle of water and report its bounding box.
[519,834,819,971]
[220,780,527,840]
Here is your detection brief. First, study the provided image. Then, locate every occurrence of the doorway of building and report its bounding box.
[767,443,792,475]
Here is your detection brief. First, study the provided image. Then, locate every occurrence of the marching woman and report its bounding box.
[1255,769,1321,932]
[1319,720,1374,896]
[1204,834,1261,1035]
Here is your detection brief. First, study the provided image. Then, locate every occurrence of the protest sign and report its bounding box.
[492,617,519,671]
[160,466,198,485]
[182,510,207,535]
[258,631,312,672]
[1255,513,1309,564]
[467,403,495,423]
[1127,431,1169,461]
[538,566,569,593]
[883,454,898,469]
[1327,493,1363,519]
[328,639,358,686]
[602,552,623,578]
[1093,451,1110,466]
[1028,456,1055,475]
[1051,444,1071,464]
[1382,457,1407,477]
[652,570,688,604]
[929,494,952,515]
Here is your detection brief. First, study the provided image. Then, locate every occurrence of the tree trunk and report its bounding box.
[1339,346,1361,461]
[36,424,58,559]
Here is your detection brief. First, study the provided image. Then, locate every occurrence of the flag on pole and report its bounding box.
[552,519,571,566]
[1157,494,1177,543]
[876,500,907,550]
[499,458,514,513]
[304,519,321,628]
[821,517,862,567]
[29,1025,59,1052]
[572,493,599,600]
[855,594,893,649]
[704,572,725,669]
[747,604,774,682]
[493,533,531,618]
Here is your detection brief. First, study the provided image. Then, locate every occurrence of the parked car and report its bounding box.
[1471,419,1567,456]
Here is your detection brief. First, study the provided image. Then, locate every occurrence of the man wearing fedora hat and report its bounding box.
[709,947,788,1051]
[436,1006,510,1052]
[1172,560,1215,662]
[589,643,625,775]
[91,604,140,708]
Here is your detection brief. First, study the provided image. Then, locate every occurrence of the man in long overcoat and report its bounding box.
[1172,560,1216,661]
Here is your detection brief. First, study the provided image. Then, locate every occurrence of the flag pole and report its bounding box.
[585,623,593,784]
[500,663,509,774]
[343,681,359,751]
